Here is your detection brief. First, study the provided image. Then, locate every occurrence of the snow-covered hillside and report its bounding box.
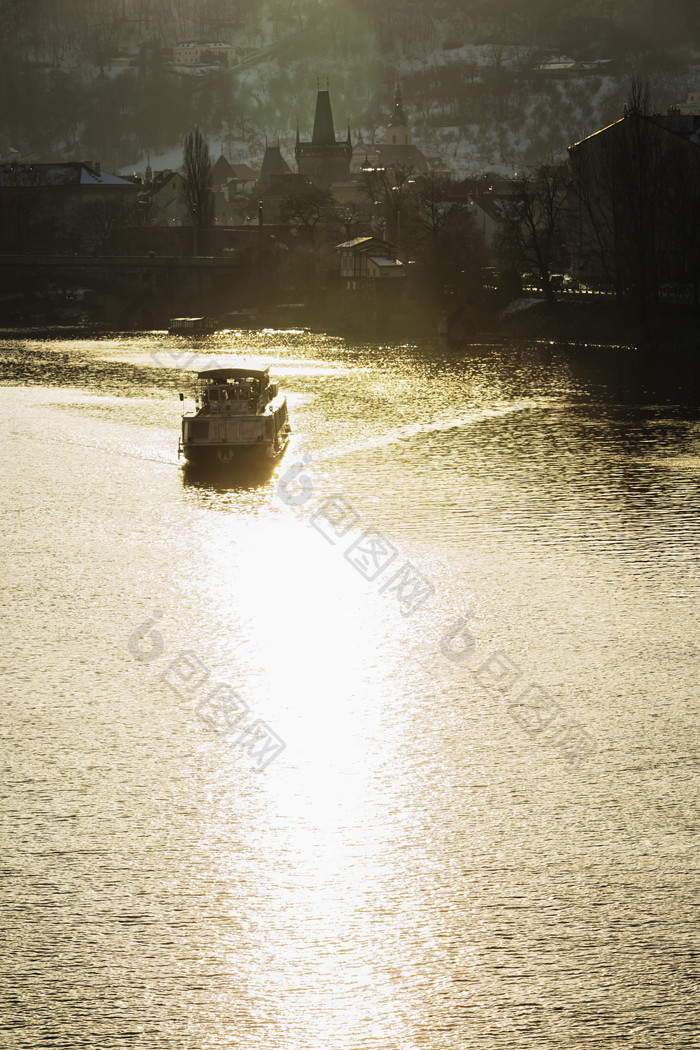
[1,0,699,177]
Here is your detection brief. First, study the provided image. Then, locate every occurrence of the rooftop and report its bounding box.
[0,162,134,187]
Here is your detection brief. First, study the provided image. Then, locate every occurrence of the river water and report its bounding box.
[1,330,698,1049]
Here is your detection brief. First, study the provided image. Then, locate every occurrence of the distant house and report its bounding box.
[0,160,136,192]
[254,145,307,223]
[0,161,139,251]
[171,42,206,66]
[206,42,238,66]
[208,155,257,225]
[211,154,235,189]
[465,182,520,258]
[259,145,292,191]
[676,90,700,116]
[335,235,406,331]
[229,162,258,191]
[211,154,258,195]
[171,41,237,67]
[208,154,259,224]
[535,55,582,75]
[150,170,189,225]
[337,236,404,281]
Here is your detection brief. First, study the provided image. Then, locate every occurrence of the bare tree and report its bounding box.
[498,163,571,306]
[77,194,134,253]
[326,199,364,242]
[183,126,214,255]
[415,173,461,243]
[278,185,333,250]
[360,164,417,254]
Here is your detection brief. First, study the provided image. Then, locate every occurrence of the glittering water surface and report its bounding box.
[1,331,698,1049]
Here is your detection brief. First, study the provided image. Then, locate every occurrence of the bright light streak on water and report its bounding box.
[0,332,698,1049]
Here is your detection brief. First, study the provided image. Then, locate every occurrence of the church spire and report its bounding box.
[312,87,337,145]
[390,82,407,127]
[386,83,412,146]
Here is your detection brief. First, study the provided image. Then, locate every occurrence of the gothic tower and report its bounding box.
[295,86,352,190]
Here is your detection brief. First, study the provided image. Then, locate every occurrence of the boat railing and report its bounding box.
[197,383,273,414]
[202,398,250,413]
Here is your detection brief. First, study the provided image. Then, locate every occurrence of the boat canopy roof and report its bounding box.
[197,367,270,382]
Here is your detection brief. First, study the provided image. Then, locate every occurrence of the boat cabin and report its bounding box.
[194,367,278,416]
[179,366,290,461]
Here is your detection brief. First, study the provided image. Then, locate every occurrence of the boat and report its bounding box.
[179,366,291,466]
[168,316,219,335]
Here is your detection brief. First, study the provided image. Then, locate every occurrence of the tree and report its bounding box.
[415,173,461,243]
[278,185,333,250]
[182,126,214,254]
[498,163,571,307]
[412,175,488,313]
[360,164,417,255]
[326,199,364,242]
[77,194,135,254]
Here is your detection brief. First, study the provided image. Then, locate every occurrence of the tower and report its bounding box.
[295,86,352,190]
[386,85,412,146]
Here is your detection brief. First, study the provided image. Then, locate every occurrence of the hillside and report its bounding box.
[1,0,700,176]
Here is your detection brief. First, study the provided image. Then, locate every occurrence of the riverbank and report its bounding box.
[494,298,700,353]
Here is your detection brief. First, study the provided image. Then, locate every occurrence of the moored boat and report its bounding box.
[179,366,291,466]
[168,316,219,335]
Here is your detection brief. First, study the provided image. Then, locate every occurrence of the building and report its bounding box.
[464,178,521,258]
[259,145,292,192]
[535,55,582,75]
[568,107,700,292]
[676,90,700,116]
[295,88,352,191]
[0,161,139,252]
[253,145,310,223]
[353,87,430,178]
[337,236,404,282]
[209,154,253,224]
[335,235,407,332]
[0,160,136,193]
[149,170,190,225]
[171,42,238,67]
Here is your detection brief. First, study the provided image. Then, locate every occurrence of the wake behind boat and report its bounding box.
[179,366,291,466]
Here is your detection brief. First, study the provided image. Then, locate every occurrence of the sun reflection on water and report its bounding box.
[3,332,699,1048]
